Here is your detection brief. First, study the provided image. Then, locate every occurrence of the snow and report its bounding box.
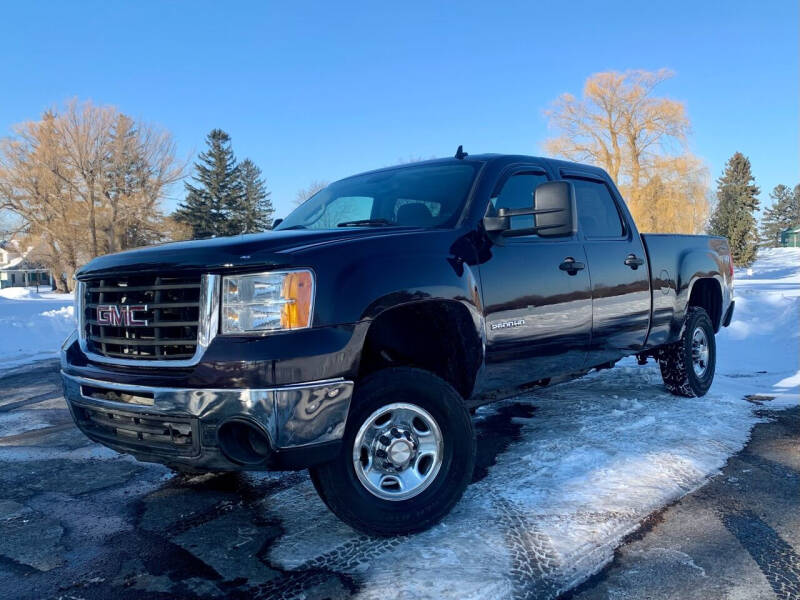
[718,247,800,404]
[0,287,74,371]
[0,256,24,269]
[0,250,797,598]
[263,247,799,599]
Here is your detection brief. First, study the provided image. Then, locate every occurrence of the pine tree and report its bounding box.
[234,159,274,233]
[759,184,800,247]
[174,129,243,238]
[708,152,760,266]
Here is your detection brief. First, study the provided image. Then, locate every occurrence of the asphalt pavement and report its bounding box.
[565,405,799,600]
[0,360,796,600]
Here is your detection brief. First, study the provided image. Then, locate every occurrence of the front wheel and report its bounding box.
[309,367,476,536]
[658,306,716,397]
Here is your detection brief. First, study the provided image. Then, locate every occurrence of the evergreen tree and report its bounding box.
[708,152,760,266]
[759,184,800,247]
[234,159,274,233]
[174,129,243,238]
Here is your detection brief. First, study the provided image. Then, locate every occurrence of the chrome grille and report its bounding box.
[82,274,202,361]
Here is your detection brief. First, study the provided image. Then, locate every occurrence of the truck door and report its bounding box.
[479,167,592,392]
[563,173,651,366]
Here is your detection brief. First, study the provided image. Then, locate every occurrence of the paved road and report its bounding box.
[0,360,797,599]
[567,406,800,600]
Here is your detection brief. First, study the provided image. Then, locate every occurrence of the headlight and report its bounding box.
[221,270,314,334]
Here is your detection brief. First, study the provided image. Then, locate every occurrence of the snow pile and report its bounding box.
[0,287,74,371]
[265,248,799,599]
[718,247,800,398]
[0,286,40,300]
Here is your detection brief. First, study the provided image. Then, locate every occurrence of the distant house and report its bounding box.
[0,240,52,289]
[780,226,800,248]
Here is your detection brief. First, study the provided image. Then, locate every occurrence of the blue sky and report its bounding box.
[1,1,797,219]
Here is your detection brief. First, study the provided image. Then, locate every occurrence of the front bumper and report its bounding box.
[61,372,353,471]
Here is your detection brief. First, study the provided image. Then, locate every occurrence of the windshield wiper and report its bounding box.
[278,224,308,230]
[337,219,394,228]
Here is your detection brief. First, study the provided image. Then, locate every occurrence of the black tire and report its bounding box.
[309,367,476,536]
[658,306,716,397]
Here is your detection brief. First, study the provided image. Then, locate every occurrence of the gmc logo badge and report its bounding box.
[97,304,149,327]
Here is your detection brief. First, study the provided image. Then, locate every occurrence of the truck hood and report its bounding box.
[77,227,419,278]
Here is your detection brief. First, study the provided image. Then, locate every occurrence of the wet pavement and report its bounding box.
[0,361,538,600]
[0,360,797,599]
[567,406,800,600]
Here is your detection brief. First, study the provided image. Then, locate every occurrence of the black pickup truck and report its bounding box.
[61,151,735,535]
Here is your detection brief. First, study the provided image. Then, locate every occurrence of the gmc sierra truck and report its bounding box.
[61,151,735,535]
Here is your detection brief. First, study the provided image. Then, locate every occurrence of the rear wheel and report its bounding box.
[309,367,475,536]
[658,306,716,397]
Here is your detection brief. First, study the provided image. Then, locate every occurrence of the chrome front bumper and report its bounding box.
[61,372,353,469]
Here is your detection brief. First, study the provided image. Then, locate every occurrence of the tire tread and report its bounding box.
[657,306,715,397]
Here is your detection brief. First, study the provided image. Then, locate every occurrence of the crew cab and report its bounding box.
[61,151,735,535]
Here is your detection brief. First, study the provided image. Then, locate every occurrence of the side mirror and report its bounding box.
[483,180,576,238]
[272,218,283,229]
[533,180,576,238]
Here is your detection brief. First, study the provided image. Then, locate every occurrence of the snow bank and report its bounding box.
[0,287,74,371]
[718,247,800,405]
[264,248,799,599]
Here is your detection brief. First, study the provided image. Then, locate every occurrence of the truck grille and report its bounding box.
[74,404,197,456]
[82,274,202,361]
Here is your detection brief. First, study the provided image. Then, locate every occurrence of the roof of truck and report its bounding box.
[337,153,610,182]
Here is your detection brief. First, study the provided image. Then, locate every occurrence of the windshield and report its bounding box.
[275,163,478,230]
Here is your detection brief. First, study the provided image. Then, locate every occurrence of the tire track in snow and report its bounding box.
[494,497,562,600]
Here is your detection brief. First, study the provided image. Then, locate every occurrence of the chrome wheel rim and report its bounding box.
[352,402,443,501]
[691,327,710,377]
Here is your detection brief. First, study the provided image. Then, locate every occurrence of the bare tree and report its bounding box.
[0,100,185,291]
[0,111,83,290]
[294,180,328,206]
[99,112,185,252]
[544,69,708,233]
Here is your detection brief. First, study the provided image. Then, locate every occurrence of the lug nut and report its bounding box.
[378,435,391,445]
[391,428,402,438]
[375,449,387,458]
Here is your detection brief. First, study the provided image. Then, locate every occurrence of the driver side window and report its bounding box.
[490,172,549,232]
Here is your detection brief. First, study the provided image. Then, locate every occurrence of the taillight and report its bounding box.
[728,254,734,279]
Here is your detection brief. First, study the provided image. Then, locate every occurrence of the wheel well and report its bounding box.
[688,278,722,332]
[358,301,482,399]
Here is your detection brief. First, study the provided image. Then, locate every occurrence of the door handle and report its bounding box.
[559,257,585,275]
[624,254,644,269]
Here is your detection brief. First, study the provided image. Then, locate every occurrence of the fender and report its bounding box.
[642,234,732,347]
[295,227,487,398]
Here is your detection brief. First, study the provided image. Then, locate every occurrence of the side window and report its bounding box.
[490,172,549,231]
[568,178,624,238]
